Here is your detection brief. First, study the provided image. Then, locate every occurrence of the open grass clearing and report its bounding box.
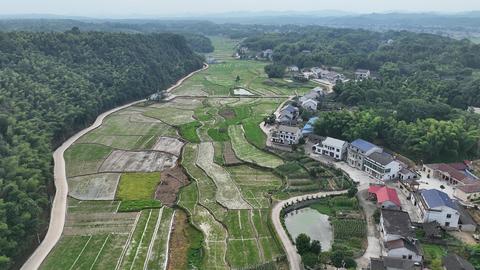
[91,114,177,137]
[116,172,161,201]
[99,150,177,173]
[117,200,162,212]
[196,142,251,209]
[178,121,201,143]
[228,125,283,168]
[68,173,120,201]
[77,134,157,150]
[65,143,112,177]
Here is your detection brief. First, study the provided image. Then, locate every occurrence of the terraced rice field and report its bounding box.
[228,125,283,168]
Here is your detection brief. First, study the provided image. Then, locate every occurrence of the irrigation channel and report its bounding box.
[21,64,209,270]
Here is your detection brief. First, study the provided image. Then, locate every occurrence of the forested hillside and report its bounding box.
[242,28,480,162]
[0,29,203,268]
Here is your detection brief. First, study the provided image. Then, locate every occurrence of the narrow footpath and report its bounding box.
[21,64,208,270]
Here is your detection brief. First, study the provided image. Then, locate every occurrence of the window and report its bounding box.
[336,149,340,152]
[446,214,451,219]
[408,255,412,260]
[402,255,407,259]
[445,222,450,227]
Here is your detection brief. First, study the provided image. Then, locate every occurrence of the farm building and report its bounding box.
[380,209,414,242]
[368,185,401,210]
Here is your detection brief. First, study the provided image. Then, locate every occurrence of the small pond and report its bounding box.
[284,207,333,251]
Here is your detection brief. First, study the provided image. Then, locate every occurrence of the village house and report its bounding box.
[277,104,299,125]
[368,256,420,270]
[261,49,273,60]
[422,162,477,186]
[286,65,299,73]
[364,151,403,181]
[355,69,371,80]
[454,183,480,203]
[457,204,477,232]
[300,99,318,111]
[385,238,423,263]
[411,189,460,229]
[443,254,475,270]
[369,186,402,210]
[271,125,302,145]
[312,137,348,161]
[299,87,325,103]
[347,139,383,170]
[399,168,418,181]
[380,209,414,242]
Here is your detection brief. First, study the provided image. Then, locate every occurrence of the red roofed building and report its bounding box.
[368,185,402,210]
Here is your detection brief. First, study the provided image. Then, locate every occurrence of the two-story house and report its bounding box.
[364,151,402,181]
[385,238,423,263]
[347,139,382,170]
[355,69,371,80]
[271,125,302,145]
[312,137,348,161]
[412,189,460,229]
[380,209,414,242]
[277,104,299,125]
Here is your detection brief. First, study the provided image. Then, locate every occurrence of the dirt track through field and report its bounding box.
[22,64,208,270]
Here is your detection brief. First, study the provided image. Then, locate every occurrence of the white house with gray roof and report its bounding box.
[313,137,348,161]
[364,151,402,181]
[271,125,302,145]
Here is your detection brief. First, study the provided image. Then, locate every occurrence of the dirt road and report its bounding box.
[21,65,208,270]
[271,190,348,270]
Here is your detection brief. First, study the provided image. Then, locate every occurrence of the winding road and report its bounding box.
[21,64,208,270]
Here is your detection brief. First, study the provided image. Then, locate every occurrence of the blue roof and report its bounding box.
[282,104,298,114]
[350,139,378,152]
[302,117,318,134]
[421,189,457,210]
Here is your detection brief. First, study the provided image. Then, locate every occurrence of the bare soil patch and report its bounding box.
[223,142,242,165]
[152,137,185,156]
[155,167,190,207]
[167,211,189,270]
[68,173,120,200]
[99,150,178,172]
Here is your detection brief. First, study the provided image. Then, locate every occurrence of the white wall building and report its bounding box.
[412,189,460,229]
[313,137,348,161]
[347,139,383,170]
[385,239,423,262]
[301,99,318,111]
[364,151,402,181]
[271,125,302,145]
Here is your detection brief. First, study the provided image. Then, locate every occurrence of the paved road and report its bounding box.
[21,65,208,270]
[271,190,348,270]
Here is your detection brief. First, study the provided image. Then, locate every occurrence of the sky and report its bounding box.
[1,0,480,17]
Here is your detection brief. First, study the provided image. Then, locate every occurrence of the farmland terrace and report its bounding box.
[38,37,351,270]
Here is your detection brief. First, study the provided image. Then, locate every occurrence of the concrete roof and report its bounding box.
[322,137,347,149]
[368,151,395,166]
[370,257,417,270]
[380,209,414,238]
[443,254,475,270]
[277,125,301,134]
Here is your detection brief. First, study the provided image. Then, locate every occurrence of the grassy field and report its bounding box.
[229,125,283,168]
[143,106,195,126]
[116,172,161,200]
[64,143,112,177]
[422,244,446,270]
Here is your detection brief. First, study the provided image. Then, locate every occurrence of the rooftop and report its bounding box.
[370,257,417,270]
[420,189,457,210]
[322,137,348,149]
[367,151,395,166]
[276,125,301,134]
[380,209,414,237]
[350,139,380,153]
[369,185,402,207]
[457,183,480,193]
[385,238,420,254]
[443,254,475,270]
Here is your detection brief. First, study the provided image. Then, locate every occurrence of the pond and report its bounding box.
[284,207,333,251]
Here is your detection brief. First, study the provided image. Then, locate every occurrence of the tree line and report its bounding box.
[0,29,203,268]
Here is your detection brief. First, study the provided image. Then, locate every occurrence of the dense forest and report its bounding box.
[0,20,215,53]
[0,29,203,268]
[242,28,480,162]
